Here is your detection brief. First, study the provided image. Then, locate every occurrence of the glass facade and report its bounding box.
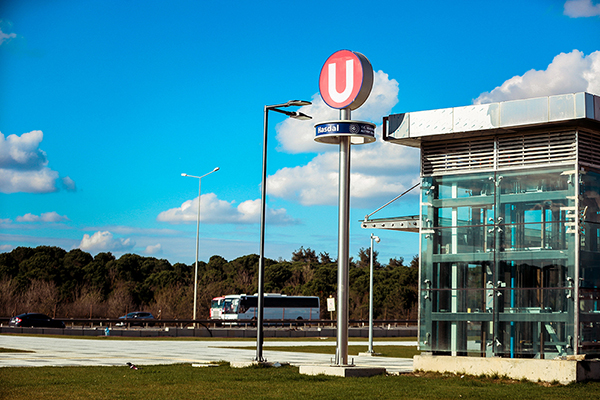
[381,93,600,361]
[580,169,600,353]
[419,165,586,358]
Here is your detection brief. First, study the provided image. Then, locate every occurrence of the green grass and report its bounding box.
[229,344,420,358]
[1,363,599,400]
[0,347,32,353]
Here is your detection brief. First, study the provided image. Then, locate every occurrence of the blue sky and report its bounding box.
[1,0,599,265]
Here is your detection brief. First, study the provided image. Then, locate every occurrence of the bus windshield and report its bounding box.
[223,298,239,314]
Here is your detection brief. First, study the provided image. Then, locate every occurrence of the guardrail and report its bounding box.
[0,317,418,338]
[0,316,416,329]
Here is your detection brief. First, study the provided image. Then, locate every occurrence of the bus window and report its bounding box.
[223,298,239,314]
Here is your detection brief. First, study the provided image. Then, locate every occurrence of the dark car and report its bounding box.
[9,313,65,328]
[116,311,155,326]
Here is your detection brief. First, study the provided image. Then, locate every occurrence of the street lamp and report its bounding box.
[181,167,220,326]
[256,100,311,362]
[368,233,380,354]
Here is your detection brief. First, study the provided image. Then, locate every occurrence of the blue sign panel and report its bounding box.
[314,121,376,145]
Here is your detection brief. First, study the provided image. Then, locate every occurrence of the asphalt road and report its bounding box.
[0,335,415,373]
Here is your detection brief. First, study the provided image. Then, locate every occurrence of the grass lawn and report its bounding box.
[0,347,32,353]
[1,363,600,400]
[232,344,420,358]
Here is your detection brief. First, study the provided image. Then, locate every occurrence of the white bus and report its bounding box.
[210,296,225,319]
[210,294,320,323]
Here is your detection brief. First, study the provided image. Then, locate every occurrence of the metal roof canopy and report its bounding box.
[360,215,420,232]
[383,92,600,147]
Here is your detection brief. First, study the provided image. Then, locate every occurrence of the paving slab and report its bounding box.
[0,335,414,373]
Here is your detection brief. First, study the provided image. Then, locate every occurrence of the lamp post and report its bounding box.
[181,167,219,326]
[256,100,311,362]
[368,233,380,354]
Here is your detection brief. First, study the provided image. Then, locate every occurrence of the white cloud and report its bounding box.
[79,231,135,253]
[16,211,69,223]
[0,218,12,224]
[0,130,75,193]
[564,0,600,17]
[0,244,13,252]
[0,28,16,45]
[267,70,419,207]
[276,70,399,154]
[474,50,600,104]
[156,192,297,225]
[0,168,59,194]
[145,243,163,255]
[61,176,77,192]
[0,130,48,170]
[268,128,420,207]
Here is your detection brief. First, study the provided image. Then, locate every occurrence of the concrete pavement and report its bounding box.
[0,335,414,373]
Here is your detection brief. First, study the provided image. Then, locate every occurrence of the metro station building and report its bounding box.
[366,92,600,364]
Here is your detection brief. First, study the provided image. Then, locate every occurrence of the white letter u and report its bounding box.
[328,59,353,103]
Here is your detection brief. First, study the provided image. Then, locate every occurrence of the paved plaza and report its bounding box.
[0,335,415,373]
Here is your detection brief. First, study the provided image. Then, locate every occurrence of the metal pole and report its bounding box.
[193,178,201,326]
[256,106,269,362]
[181,168,218,329]
[336,107,351,365]
[368,234,375,353]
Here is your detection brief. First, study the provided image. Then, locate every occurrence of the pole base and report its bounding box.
[358,351,382,357]
[300,365,386,377]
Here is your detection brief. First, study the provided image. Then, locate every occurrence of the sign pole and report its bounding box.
[336,108,351,365]
[314,50,375,367]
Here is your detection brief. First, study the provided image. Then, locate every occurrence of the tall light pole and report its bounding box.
[368,233,380,354]
[181,167,219,326]
[256,100,311,362]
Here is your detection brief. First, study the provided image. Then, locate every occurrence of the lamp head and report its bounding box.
[181,173,188,177]
[290,111,312,121]
[371,234,380,243]
[286,100,312,107]
[213,167,220,172]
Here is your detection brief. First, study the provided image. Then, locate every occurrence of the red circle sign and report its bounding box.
[319,50,373,110]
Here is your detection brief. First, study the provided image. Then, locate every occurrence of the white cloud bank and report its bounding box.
[145,243,162,255]
[16,211,69,223]
[564,0,600,17]
[0,27,16,45]
[276,70,399,154]
[156,192,297,225]
[474,50,600,104]
[0,130,76,193]
[269,70,420,207]
[79,231,135,253]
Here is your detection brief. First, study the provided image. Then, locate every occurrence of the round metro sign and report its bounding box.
[319,50,374,110]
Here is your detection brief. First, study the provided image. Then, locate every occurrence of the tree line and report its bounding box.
[0,245,418,320]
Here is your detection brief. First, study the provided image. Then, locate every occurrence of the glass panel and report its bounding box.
[465,321,486,357]
[497,321,568,359]
[498,168,570,195]
[434,226,494,255]
[432,173,495,200]
[421,167,576,358]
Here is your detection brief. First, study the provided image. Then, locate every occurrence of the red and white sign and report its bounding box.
[319,50,373,110]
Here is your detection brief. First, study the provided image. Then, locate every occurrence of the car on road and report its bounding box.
[9,313,66,328]
[116,311,155,326]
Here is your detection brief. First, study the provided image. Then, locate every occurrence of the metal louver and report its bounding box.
[422,131,579,175]
[422,138,494,175]
[497,131,576,168]
[578,130,600,169]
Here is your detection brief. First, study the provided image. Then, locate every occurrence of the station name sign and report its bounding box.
[314,121,376,144]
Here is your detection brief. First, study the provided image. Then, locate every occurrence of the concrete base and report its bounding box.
[299,365,386,377]
[358,351,382,357]
[230,361,288,368]
[414,355,600,384]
